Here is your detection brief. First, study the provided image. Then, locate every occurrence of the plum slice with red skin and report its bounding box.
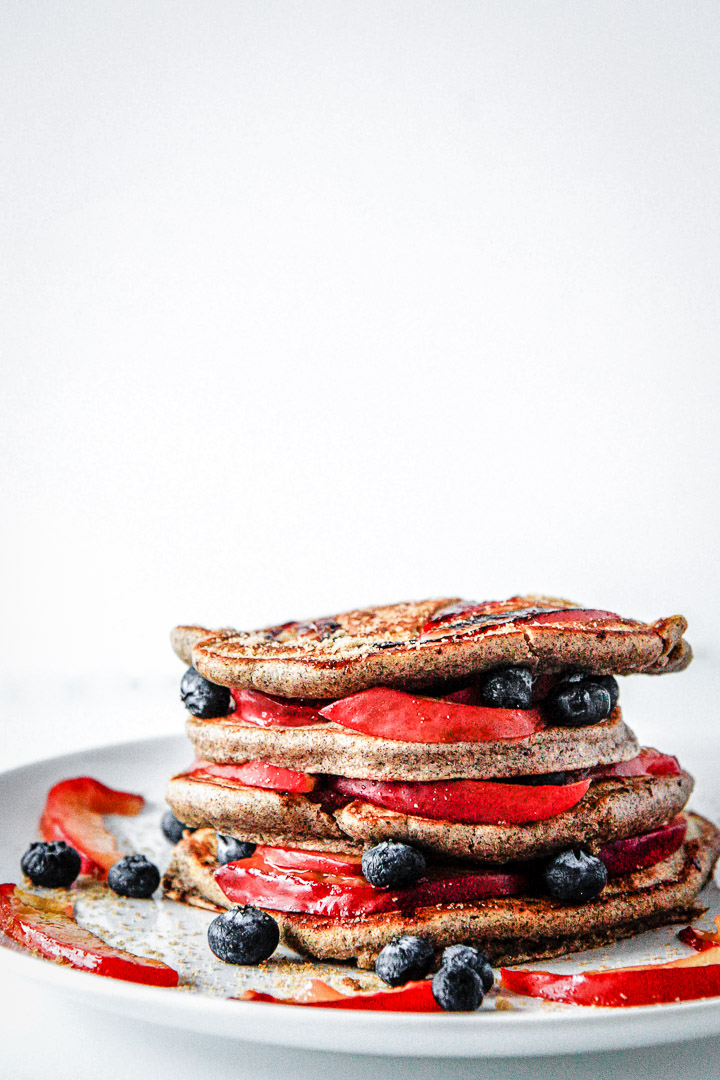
[596,748,682,778]
[500,945,720,1007]
[319,687,545,744]
[187,759,317,793]
[39,777,144,877]
[0,884,178,986]
[327,774,590,825]
[214,849,531,916]
[229,688,324,728]
[240,977,442,1011]
[598,817,687,877]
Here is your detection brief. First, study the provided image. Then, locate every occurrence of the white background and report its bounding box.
[2,0,719,694]
[1,3,719,1077]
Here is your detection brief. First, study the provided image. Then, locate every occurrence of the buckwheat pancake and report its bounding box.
[162,813,720,968]
[184,707,639,782]
[165,768,694,863]
[171,596,691,700]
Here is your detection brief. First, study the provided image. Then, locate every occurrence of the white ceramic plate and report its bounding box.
[2,734,720,1058]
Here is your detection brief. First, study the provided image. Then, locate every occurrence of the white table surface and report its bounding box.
[2,668,719,1079]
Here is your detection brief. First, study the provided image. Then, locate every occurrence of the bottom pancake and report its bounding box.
[162,812,720,969]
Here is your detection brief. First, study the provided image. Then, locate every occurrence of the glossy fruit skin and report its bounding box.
[375,935,434,987]
[500,945,720,1007]
[480,667,534,709]
[543,848,608,903]
[207,905,279,965]
[241,977,443,1011]
[107,854,161,899]
[441,944,494,993]
[180,667,231,719]
[39,777,144,878]
[215,849,531,917]
[189,759,317,793]
[361,841,426,888]
[0,883,178,987]
[432,963,484,1011]
[546,681,612,727]
[161,811,192,844]
[216,835,256,866]
[331,775,590,826]
[319,687,545,744]
[20,841,82,888]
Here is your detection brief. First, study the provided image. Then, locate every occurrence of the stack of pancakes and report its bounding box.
[163,596,720,969]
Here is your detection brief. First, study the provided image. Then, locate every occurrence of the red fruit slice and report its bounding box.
[421,601,621,640]
[39,777,145,877]
[0,884,178,987]
[259,846,363,875]
[500,945,720,1007]
[215,849,531,916]
[677,916,720,954]
[328,775,590,825]
[598,748,682,779]
[240,977,442,1011]
[188,760,317,793]
[319,687,545,744]
[230,689,324,728]
[598,817,687,877]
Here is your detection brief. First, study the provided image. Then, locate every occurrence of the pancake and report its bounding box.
[165,770,694,863]
[162,813,720,968]
[171,596,690,700]
[184,707,639,781]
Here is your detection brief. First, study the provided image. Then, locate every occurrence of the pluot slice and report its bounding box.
[240,977,442,1011]
[230,689,324,728]
[328,775,590,825]
[259,846,363,875]
[501,945,720,1007]
[0,884,178,986]
[319,687,545,743]
[598,748,682,779]
[598,818,687,878]
[215,849,531,916]
[188,760,317,793]
[39,777,145,877]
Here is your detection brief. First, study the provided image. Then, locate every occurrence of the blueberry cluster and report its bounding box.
[478,665,619,728]
[374,936,494,1011]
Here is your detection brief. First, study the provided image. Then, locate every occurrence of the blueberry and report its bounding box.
[107,854,161,899]
[361,841,426,888]
[21,841,82,888]
[375,935,434,987]
[480,667,534,709]
[441,944,494,992]
[543,848,608,903]
[593,674,620,710]
[161,810,195,844]
[207,906,279,964]
[558,672,619,710]
[546,681,612,727]
[216,834,256,865]
[180,667,232,719]
[432,963,484,1011]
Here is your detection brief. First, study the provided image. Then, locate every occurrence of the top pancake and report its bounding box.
[171,595,691,699]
